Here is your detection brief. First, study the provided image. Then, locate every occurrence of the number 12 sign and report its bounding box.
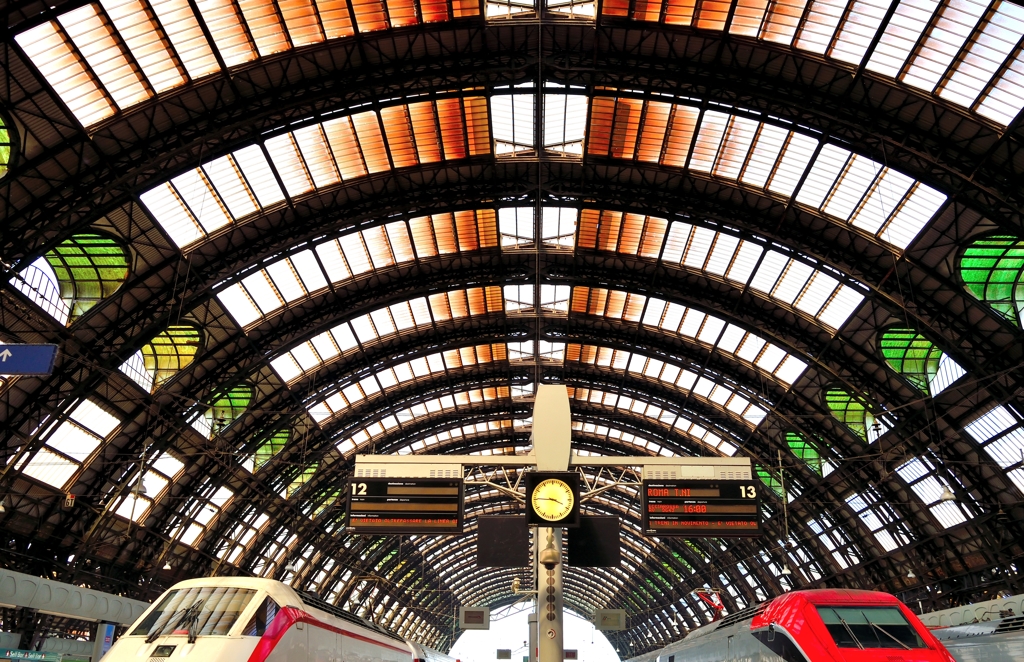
[642,480,762,537]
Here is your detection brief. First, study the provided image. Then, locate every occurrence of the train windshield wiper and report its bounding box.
[831,608,863,649]
[184,601,205,644]
[861,611,910,650]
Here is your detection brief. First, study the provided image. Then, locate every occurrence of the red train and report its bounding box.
[634,589,958,662]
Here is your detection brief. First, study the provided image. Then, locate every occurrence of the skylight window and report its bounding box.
[579,212,865,330]
[600,1,1024,126]
[896,456,972,529]
[15,20,117,126]
[142,99,491,248]
[963,404,1024,494]
[491,94,535,154]
[566,344,771,427]
[499,207,536,248]
[587,97,945,248]
[20,398,120,490]
[269,287,503,383]
[541,207,578,248]
[569,386,740,455]
[543,94,588,155]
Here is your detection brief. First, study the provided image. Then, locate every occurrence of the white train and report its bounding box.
[931,616,1024,662]
[103,577,452,662]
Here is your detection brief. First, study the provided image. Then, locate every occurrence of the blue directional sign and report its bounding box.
[0,344,58,375]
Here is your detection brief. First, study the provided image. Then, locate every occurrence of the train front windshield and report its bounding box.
[817,606,926,650]
[131,586,258,641]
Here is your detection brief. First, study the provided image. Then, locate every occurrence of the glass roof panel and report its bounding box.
[794,0,844,54]
[544,93,589,154]
[16,20,117,126]
[492,94,536,154]
[146,0,219,79]
[829,0,890,64]
[100,0,185,93]
[144,98,491,246]
[202,156,259,220]
[170,169,233,233]
[867,0,940,77]
[195,0,258,66]
[902,0,989,93]
[568,344,772,427]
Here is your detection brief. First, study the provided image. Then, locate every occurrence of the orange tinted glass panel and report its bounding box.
[463,97,491,156]
[420,0,450,21]
[279,0,324,45]
[352,111,391,173]
[618,213,645,254]
[663,0,697,24]
[437,97,467,160]
[386,0,419,26]
[696,0,730,29]
[730,0,770,35]
[602,0,629,16]
[634,0,663,21]
[410,216,438,257]
[452,0,480,16]
[636,101,671,162]
[315,0,355,37]
[433,214,459,254]
[609,98,643,159]
[587,97,617,156]
[578,209,602,249]
[596,210,623,251]
[454,210,481,250]
[351,0,388,31]
[381,105,419,168]
[409,101,443,163]
[662,105,699,167]
[638,215,668,257]
[323,117,368,180]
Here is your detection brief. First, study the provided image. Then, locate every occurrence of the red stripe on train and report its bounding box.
[246,606,410,662]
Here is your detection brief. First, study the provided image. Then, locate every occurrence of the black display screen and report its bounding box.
[346,478,464,534]
[642,480,762,537]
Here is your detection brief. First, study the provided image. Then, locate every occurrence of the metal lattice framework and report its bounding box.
[2,0,1024,655]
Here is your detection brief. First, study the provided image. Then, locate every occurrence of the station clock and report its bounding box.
[525,472,580,527]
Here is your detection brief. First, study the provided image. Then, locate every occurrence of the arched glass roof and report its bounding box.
[3,0,1024,653]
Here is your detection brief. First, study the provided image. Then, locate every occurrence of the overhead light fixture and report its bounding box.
[163,562,172,570]
[939,486,956,503]
[284,562,297,573]
[133,475,147,496]
[780,568,792,576]
[0,500,6,514]
[907,570,916,579]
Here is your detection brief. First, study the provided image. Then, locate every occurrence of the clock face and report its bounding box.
[531,478,575,522]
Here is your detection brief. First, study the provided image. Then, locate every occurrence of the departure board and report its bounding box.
[346,478,464,534]
[642,480,762,537]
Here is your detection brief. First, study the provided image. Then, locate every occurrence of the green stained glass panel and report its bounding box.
[786,432,822,475]
[255,430,289,471]
[44,234,130,322]
[756,466,785,497]
[209,384,254,433]
[825,387,877,442]
[960,236,1024,326]
[879,328,942,393]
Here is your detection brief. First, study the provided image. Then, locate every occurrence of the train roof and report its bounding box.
[148,577,406,644]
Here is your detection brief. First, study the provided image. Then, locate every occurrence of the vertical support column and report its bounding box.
[537,527,563,662]
[528,612,538,662]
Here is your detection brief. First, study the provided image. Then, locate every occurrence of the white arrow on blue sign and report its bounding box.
[0,344,58,375]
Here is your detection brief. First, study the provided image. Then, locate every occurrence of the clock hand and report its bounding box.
[538,497,564,506]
